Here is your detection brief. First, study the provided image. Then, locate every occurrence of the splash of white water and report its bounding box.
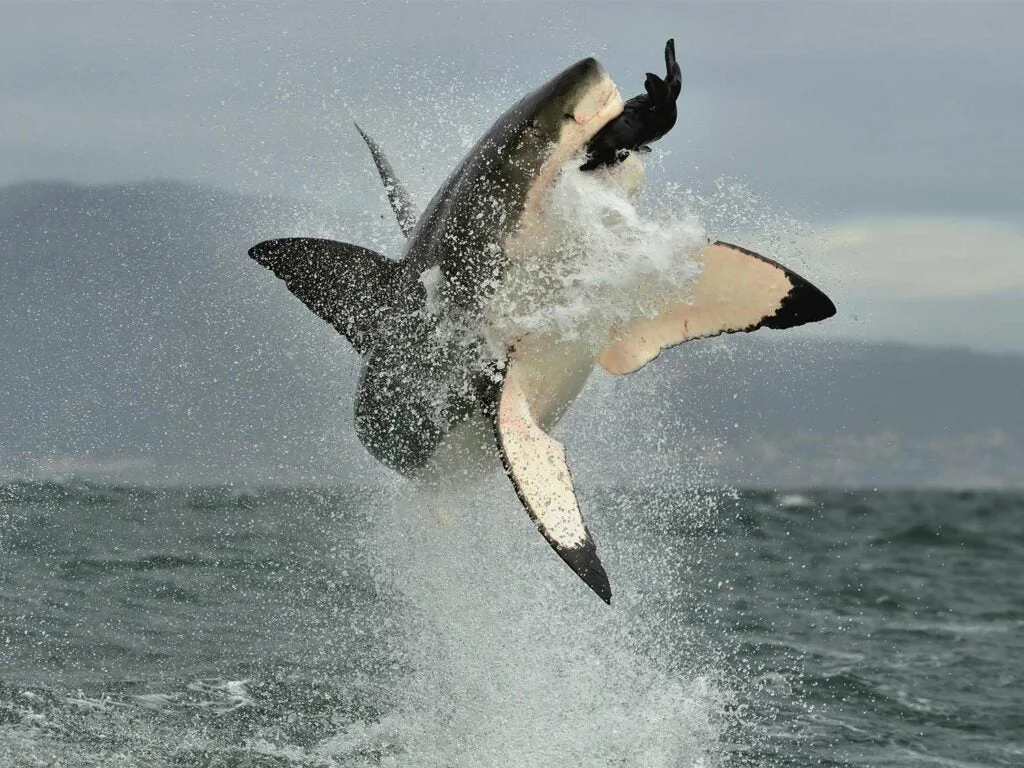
[487,164,707,352]
[320,476,724,768]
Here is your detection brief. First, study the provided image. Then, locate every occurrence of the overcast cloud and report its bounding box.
[2,0,1023,351]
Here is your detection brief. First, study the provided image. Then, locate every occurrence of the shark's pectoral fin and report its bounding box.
[249,238,401,354]
[493,352,611,604]
[598,241,836,375]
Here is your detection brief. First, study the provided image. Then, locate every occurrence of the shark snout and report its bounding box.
[572,79,623,126]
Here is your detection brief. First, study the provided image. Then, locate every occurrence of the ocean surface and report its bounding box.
[1,479,1021,767]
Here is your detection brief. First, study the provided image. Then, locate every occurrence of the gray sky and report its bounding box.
[3,0,1023,352]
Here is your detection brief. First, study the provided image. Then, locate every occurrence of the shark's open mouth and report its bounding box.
[504,75,626,262]
[572,80,622,126]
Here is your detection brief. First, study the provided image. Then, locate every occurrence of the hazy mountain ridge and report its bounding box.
[0,180,373,484]
[1,181,1020,488]
[566,336,1023,489]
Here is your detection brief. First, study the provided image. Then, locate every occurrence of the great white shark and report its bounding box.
[249,43,836,604]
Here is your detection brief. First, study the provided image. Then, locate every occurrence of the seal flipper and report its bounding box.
[249,238,400,354]
[598,241,837,375]
[663,38,682,100]
[494,351,612,604]
[354,123,418,238]
[644,72,669,103]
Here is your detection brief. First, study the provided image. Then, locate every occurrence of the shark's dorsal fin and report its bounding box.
[598,241,837,375]
[249,238,400,355]
[354,123,418,238]
[494,346,611,604]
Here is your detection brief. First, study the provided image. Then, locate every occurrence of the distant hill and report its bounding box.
[0,180,375,484]
[1,181,1021,488]
[568,337,1024,489]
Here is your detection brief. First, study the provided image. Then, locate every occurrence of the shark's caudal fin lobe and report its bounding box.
[494,350,612,605]
[354,123,418,238]
[597,241,837,375]
[248,238,400,354]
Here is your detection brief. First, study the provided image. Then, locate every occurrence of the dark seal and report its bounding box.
[581,39,682,171]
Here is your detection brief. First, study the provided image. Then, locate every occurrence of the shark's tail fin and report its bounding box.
[249,238,401,354]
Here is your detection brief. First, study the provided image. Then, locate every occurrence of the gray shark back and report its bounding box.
[403,58,613,314]
[355,312,498,474]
